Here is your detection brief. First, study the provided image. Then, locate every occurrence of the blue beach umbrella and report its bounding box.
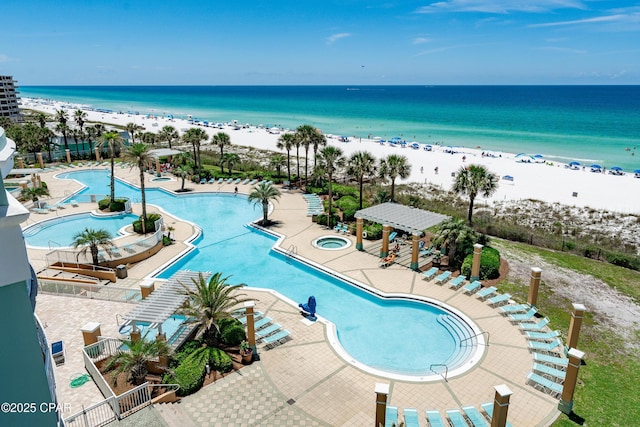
[569,161,580,166]
[590,164,602,169]
[611,166,623,171]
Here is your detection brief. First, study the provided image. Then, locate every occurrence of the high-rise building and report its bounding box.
[0,76,23,123]
[0,126,60,426]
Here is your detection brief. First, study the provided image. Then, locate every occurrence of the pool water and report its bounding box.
[119,314,188,345]
[314,236,349,249]
[53,170,481,378]
[151,176,172,182]
[23,212,138,248]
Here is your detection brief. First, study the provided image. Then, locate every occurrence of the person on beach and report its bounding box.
[434,166,439,174]
[462,155,466,162]
[420,166,424,174]
[234,186,238,196]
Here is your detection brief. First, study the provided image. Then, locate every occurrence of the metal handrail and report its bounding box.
[460,331,490,346]
[148,383,180,394]
[430,363,449,382]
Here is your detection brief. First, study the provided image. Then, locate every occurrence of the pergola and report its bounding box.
[148,148,184,159]
[354,202,448,270]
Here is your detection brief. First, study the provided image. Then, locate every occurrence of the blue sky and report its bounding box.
[2,0,638,85]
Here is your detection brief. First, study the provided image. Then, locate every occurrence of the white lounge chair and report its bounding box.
[525,330,561,341]
[422,267,439,280]
[476,286,497,300]
[462,406,489,427]
[448,275,466,289]
[262,329,290,349]
[487,293,511,306]
[520,317,550,331]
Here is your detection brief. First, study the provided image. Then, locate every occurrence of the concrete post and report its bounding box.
[528,267,542,307]
[491,384,513,427]
[410,233,420,271]
[65,149,71,163]
[36,174,42,188]
[95,146,101,161]
[130,328,141,343]
[156,159,161,174]
[19,180,28,191]
[356,217,364,251]
[470,243,483,281]
[140,282,155,299]
[374,383,390,427]
[81,322,102,346]
[16,157,24,168]
[559,348,586,414]
[380,225,391,258]
[566,303,586,354]
[244,301,257,360]
[37,152,44,169]
[155,333,169,367]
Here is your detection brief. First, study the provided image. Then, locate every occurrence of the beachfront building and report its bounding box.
[0,75,23,123]
[0,126,60,426]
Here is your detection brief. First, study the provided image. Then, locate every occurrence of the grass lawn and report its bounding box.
[494,240,640,426]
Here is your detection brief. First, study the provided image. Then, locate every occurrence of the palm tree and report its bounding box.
[212,132,231,167]
[175,164,192,191]
[294,134,302,186]
[379,154,411,202]
[316,146,346,228]
[452,164,498,224]
[347,151,377,209]
[311,130,327,169]
[295,124,317,185]
[158,125,179,149]
[141,131,157,146]
[105,338,171,386]
[276,133,295,184]
[55,109,70,150]
[35,112,48,129]
[74,109,87,134]
[178,272,252,345]
[85,125,98,160]
[431,218,478,267]
[71,128,84,157]
[99,131,125,203]
[21,185,50,207]
[221,153,240,175]
[123,143,153,234]
[125,122,144,144]
[248,182,281,226]
[269,154,286,177]
[72,227,115,266]
[182,128,208,175]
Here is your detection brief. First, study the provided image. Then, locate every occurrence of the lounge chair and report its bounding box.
[253,316,272,330]
[434,271,451,285]
[528,338,563,353]
[248,179,258,185]
[462,280,482,294]
[32,207,50,214]
[419,247,434,257]
[498,303,529,314]
[385,406,398,427]
[487,293,511,306]
[226,178,233,183]
[241,178,250,185]
[403,408,420,427]
[533,363,566,381]
[123,245,136,254]
[525,330,561,341]
[208,177,216,183]
[262,329,290,349]
[51,340,65,366]
[480,403,513,427]
[70,199,79,207]
[520,317,550,331]
[445,409,468,427]
[448,275,466,289]
[422,267,439,280]
[334,222,343,232]
[508,307,538,322]
[388,231,398,243]
[110,247,122,258]
[234,178,241,184]
[340,223,350,233]
[237,312,264,325]
[475,286,497,300]
[526,372,563,397]
[256,323,282,341]
[379,253,397,268]
[461,406,489,427]
[426,410,445,427]
[532,352,569,368]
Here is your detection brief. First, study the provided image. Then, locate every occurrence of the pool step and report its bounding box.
[437,314,478,371]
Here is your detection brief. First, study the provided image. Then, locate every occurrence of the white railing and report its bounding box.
[62,399,117,427]
[116,383,152,418]
[38,281,141,303]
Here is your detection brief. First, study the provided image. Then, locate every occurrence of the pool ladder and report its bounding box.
[430,363,449,382]
[460,331,490,347]
[285,244,297,258]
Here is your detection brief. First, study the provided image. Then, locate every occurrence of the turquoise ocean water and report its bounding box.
[20,85,640,170]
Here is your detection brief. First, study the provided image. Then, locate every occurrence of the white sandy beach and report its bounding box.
[22,98,640,214]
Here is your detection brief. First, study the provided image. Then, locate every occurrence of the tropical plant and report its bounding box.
[71,128,84,157]
[347,151,377,209]
[35,112,48,129]
[158,125,179,149]
[212,132,231,167]
[99,131,125,203]
[175,164,192,191]
[125,122,144,144]
[276,133,295,184]
[431,218,479,267]
[20,185,50,206]
[85,125,99,160]
[141,131,157,146]
[123,143,153,233]
[452,164,498,224]
[221,152,240,175]
[72,227,115,266]
[295,124,322,185]
[182,127,208,175]
[55,109,70,150]
[105,337,171,386]
[316,146,346,228]
[379,154,411,202]
[178,272,252,345]
[248,181,281,226]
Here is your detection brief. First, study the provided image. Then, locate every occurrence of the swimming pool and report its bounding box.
[312,235,351,250]
[53,170,483,380]
[119,314,188,345]
[23,211,138,248]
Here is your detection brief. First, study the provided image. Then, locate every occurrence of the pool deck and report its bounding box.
[31,164,561,426]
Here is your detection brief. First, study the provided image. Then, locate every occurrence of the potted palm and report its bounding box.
[239,340,253,364]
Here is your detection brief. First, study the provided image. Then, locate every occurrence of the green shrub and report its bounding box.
[460,246,501,280]
[98,198,111,210]
[219,321,246,346]
[133,213,162,234]
[363,223,382,240]
[335,196,359,221]
[603,251,640,271]
[208,347,233,373]
[315,213,339,228]
[331,184,359,199]
[166,347,208,396]
[109,198,127,212]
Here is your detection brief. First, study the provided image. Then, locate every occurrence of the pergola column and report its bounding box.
[410,233,420,271]
[490,384,513,427]
[156,159,161,174]
[470,243,483,281]
[140,282,155,299]
[528,267,542,307]
[380,225,391,258]
[566,303,586,354]
[244,301,257,361]
[65,149,71,163]
[356,217,364,251]
[81,322,102,346]
[95,146,101,161]
[16,157,24,168]
[559,348,585,414]
[374,383,390,427]
[36,152,44,169]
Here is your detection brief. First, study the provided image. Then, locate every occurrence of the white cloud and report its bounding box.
[535,46,587,54]
[412,37,431,44]
[326,33,351,45]
[527,13,637,28]
[415,0,586,14]
[0,54,15,62]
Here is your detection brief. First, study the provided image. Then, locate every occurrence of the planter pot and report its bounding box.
[241,351,253,364]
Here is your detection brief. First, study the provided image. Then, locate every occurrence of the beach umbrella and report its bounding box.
[611,166,622,171]
[515,153,534,163]
[569,161,580,166]
[590,164,602,169]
